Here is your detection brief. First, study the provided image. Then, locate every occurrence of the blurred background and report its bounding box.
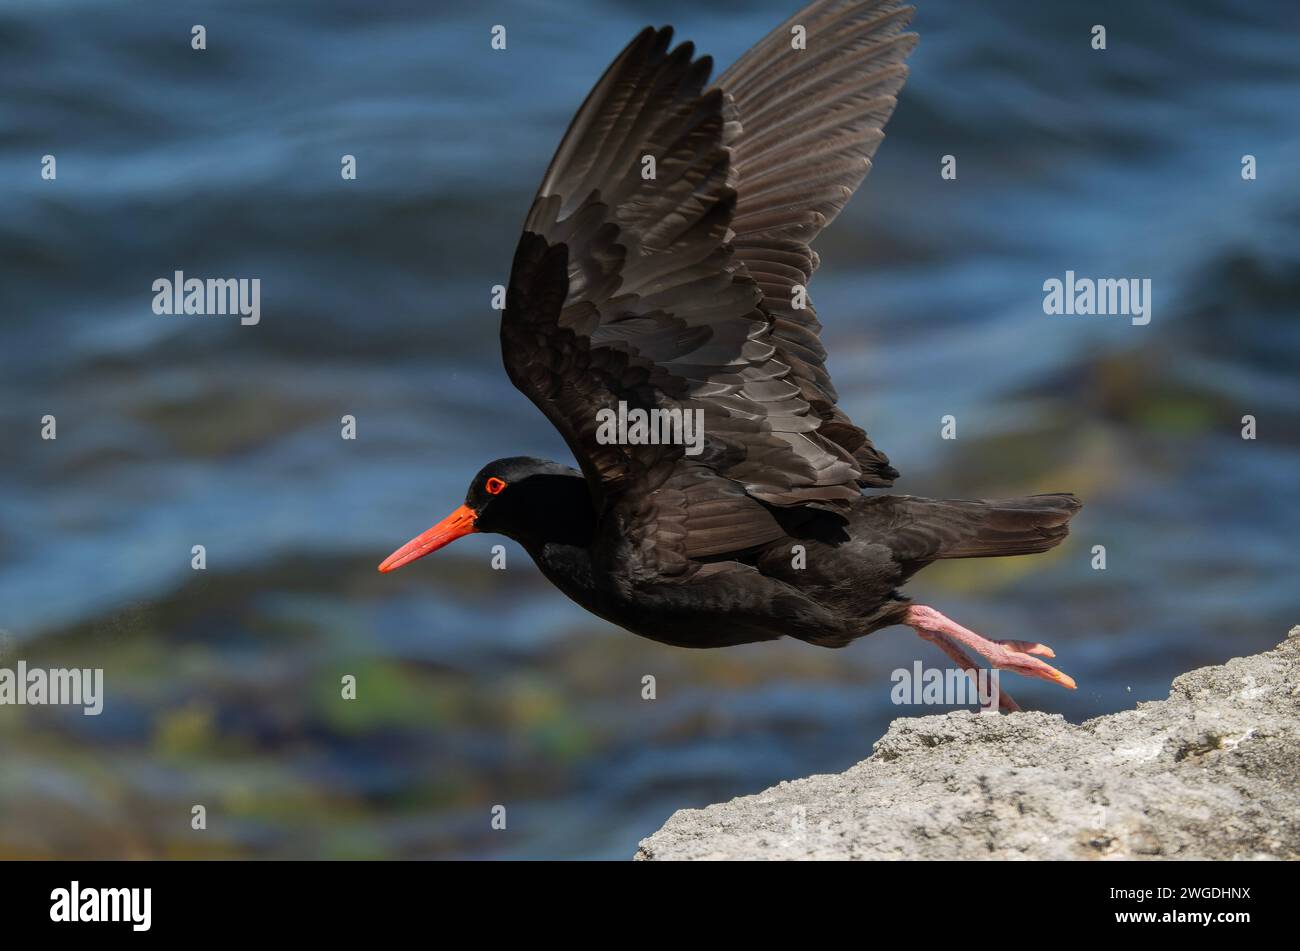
[1,0,1297,859]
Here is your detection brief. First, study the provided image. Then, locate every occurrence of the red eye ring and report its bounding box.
[485,477,507,496]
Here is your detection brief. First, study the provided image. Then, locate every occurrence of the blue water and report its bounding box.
[1,0,1297,858]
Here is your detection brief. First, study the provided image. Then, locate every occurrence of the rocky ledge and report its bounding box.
[636,627,1300,860]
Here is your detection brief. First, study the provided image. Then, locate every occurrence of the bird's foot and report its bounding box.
[904,604,1076,711]
[913,627,1022,712]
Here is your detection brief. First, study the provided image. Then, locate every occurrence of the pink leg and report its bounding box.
[904,604,1077,692]
[914,627,1021,712]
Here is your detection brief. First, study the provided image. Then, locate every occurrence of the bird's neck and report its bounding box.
[484,471,597,550]
[516,479,603,609]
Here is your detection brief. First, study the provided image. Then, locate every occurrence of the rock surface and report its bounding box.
[635,627,1300,860]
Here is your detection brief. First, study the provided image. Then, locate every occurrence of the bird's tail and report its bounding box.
[922,493,1082,559]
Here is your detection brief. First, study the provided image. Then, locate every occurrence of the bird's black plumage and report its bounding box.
[382,0,1083,707]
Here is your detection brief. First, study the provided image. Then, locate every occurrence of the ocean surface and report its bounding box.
[1,0,1297,858]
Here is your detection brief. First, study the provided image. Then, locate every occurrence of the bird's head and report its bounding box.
[378,456,591,572]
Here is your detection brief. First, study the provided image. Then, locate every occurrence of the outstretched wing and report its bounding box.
[502,9,915,570]
[716,0,916,487]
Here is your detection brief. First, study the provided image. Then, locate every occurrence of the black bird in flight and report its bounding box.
[380,0,1081,711]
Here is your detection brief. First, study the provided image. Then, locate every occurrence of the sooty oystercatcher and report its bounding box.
[380,0,1081,711]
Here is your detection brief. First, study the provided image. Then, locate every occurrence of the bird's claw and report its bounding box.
[904,604,1078,705]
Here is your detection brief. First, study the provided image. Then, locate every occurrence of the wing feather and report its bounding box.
[716,0,916,486]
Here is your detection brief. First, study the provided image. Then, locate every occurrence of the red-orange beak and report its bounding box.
[378,504,478,573]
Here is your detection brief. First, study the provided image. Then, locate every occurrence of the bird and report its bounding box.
[379,0,1081,712]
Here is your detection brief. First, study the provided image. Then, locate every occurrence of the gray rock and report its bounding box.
[635,626,1300,860]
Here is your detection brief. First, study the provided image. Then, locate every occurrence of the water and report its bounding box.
[1,0,1297,858]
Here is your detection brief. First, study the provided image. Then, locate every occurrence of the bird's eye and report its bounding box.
[485,477,507,496]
